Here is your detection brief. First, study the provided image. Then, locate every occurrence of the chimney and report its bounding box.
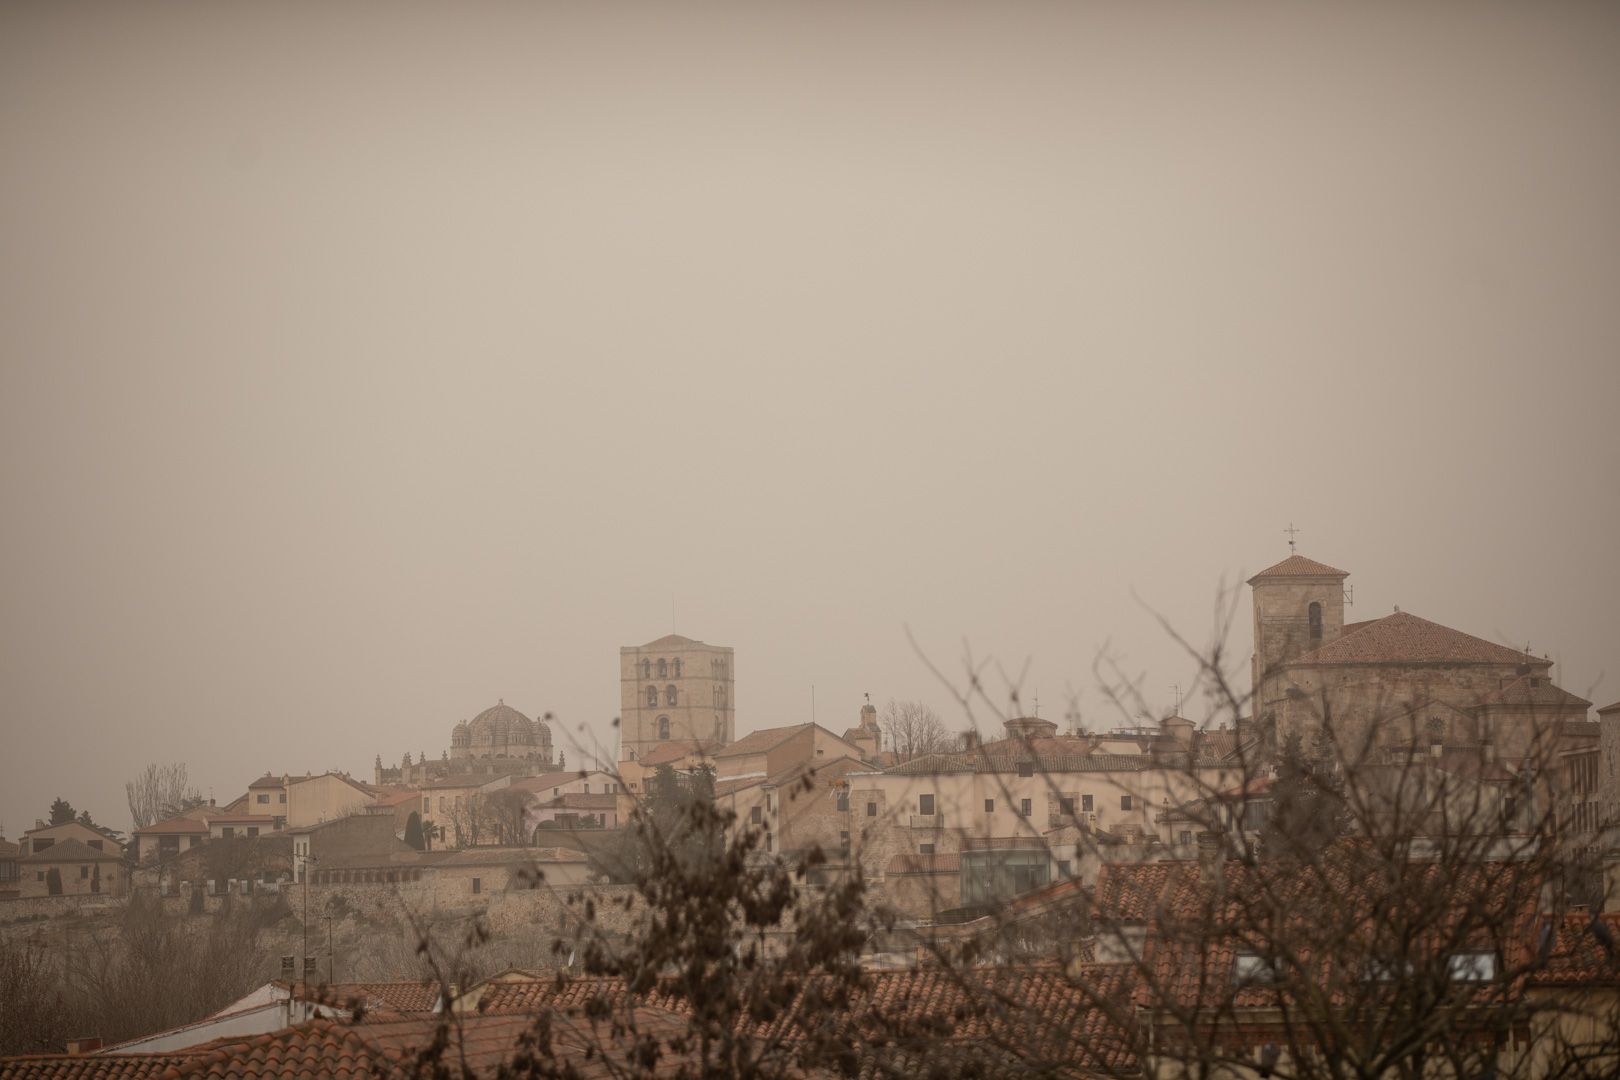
[1161,715,1196,746]
[1196,832,1225,887]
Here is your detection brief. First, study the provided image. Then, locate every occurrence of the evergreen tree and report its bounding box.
[47,798,75,826]
[1261,729,1347,859]
[404,811,426,851]
[44,868,62,896]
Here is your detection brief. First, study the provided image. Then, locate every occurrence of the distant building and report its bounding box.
[619,634,735,763]
[17,838,127,898]
[1249,553,1593,758]
[375,700,555,787]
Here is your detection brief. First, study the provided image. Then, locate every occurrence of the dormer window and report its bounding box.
[1233,951,1276,985]
[1448,952,1497,982]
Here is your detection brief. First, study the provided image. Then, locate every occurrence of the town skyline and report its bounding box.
[4,532,1614,837]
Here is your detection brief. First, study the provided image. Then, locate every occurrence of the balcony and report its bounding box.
[909,813,943,830]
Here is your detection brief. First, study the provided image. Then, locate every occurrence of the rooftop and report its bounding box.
[1247,554,1350,582]
[1293,610,1550,668]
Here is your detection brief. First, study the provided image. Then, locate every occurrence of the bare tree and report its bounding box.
[125,762,200,830]
[879,698,951,763]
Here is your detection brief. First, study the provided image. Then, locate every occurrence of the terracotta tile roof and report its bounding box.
[886,852,962,874]
[19,839,124,864]
[469,967,1140,1074]
[538,793,617,810]
[0,839,18,858]
[507,770,603,794]
[368,789,426,808]
[712,724,812,758]
[1598,700,1620,716]
[713,775,766,797]
[1091,861,1198,922]
[1292,611,1548,668]
[205,814,279,826]
[133,815,211,836]
[285,980,443,1014]
[1480,675,1592,709]
[0,1052,200,1078]
[1247,554,1349,582]
[1523,913,1620,986]
[633,741,718,768]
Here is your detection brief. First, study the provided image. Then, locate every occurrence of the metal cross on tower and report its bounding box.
[1284,522,1302,553]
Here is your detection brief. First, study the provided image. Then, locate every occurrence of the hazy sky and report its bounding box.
[2,2,1617,836]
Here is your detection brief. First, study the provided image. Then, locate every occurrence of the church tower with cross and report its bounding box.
[1247,530,1350,694]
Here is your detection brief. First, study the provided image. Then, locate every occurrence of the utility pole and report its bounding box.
[323,914,336,985]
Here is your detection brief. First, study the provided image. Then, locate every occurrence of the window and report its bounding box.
[657,659,668,678]
[919,794,935,816]
[1179,830,1193,846]
[985,799,995,813]
[658,715,670,740]
[1233,952,1275,985]
[1059,797,1075,815]
[80,865,90,879]
[666,685,677,706]
[221,827,234,839]
[257,794,269,804]
[1082,794,1094,812]
[247,827,259,838]
[751,806,762,824]
[472,877,481,894]
[867,802,877,817]
[765,833,773,852]
[1448,953,1498,982]
[919,843,935,855]
[640,659,651,679]
[1018,761,1034,778]
[279,793,286,803]
[1308,601,1323,641]
[1020,798,1032,818]
[672,659,681,678]
[1120,795,1133,811]
[647,685,659,707]
[836,791,849,812]
[1059,860,1072,877]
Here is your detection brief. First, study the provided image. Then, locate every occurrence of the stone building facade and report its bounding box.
[618,634,735,763]
[375,701,554,787]
[1248,553,1592,759]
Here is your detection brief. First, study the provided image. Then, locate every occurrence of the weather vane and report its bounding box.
[1284,522,1302,553]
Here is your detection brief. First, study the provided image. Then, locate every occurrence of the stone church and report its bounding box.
[618,634,736,763]
[374,700,556,786]
[1249,553,1592,760]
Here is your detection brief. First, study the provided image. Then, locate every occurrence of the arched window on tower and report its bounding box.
[1308,601,1323,641]
[666,685,678,706]
[640,659,651,679]
[672,658,681,678]
[647,685,658,707]
[657,658,668,678]
[657,715,670,740]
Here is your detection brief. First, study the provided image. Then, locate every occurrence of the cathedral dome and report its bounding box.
[467,700,530,746]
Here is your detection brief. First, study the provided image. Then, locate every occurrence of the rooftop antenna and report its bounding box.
[1284,522,1302,554]
[1170,683,1183,716]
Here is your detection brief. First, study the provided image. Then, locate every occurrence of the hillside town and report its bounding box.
[2,550,1617,1077]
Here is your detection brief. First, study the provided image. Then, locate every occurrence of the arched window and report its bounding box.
[647,685,659,707]
[657,715,670,740]
[666,684,678,706]
[657,658,668,678]
[672,658,681,678]
[1308,602,1323,641]
[640,659,651,679]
